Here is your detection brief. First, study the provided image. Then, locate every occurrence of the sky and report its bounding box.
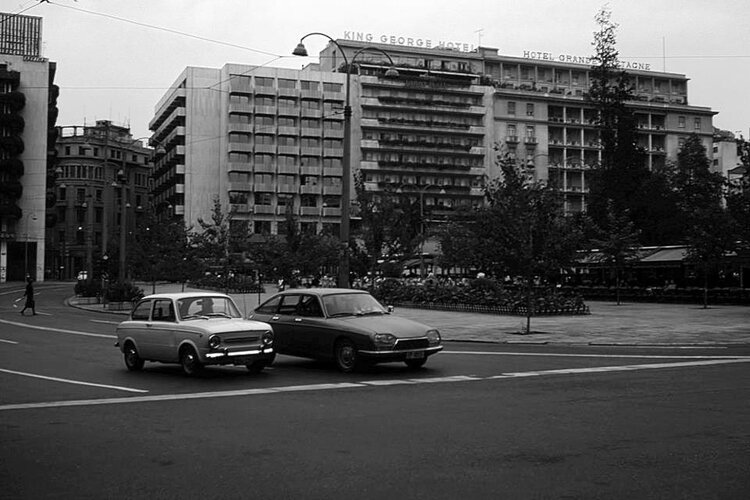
[10,0,750,141]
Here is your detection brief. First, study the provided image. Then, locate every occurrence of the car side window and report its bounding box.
[131,300,153,321]
[297,295,324,318]
[278,295,302,315]
[256,296,282,315]
[153,299,176,322]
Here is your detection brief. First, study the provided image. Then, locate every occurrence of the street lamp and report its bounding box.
[294,33,399,287]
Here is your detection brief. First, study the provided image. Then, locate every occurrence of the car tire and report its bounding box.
[123,342,144,371]
[180,346,203,376]
[334,338,359,373]
[405,357,427,369]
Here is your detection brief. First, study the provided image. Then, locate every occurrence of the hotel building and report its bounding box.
[149,38,716,233]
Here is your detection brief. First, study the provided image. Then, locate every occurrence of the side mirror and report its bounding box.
[387,305,394,314]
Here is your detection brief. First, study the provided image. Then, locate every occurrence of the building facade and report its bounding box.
[0,13,57,282]
[50,121,154,280]
[149,38,717,234]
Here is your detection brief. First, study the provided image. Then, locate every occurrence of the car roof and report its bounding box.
[141,292,231,301]
[275,288,370,297]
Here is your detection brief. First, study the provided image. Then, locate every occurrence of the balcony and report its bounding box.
[253,183,276,192]
[278,126,299,136]
[228,122,253,133]
[323,147,344,157]
[228,142,253,153]
[301,108,322,118]
[506,135,519,143]
[278,87,298,98]
[278,145,299,155]
[278,183,297,194]
[300,206,319,216]
[300,166,321,176]
[254,205,274,214]
[524,137,538,144]
[301,90,323,100]
[301,127,321,137]
[229,102,253,114]
[323,166,343,177]
[254,144,276,154]
[253,163,275,174]
[323,207,342,217]
[300,184,322,195]
[228,162,252,173]
[228,182,252,192]
[277,164,298,175]
[255,105,277,115]
[230,203,251,213]
[323,185,342,195]
[278,106,299,117]
[301,146,322,156]
[323,129,344,139]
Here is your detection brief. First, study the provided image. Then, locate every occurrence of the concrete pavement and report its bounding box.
[4,280,749,346]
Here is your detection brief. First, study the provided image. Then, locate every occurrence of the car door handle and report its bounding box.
[294,318,302,322]
[272,316,280,320]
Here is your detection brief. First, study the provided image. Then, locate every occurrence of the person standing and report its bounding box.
[19,276,36,316]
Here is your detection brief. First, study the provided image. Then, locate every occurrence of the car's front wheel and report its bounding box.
[180,346,203,376]
[123,342,144,371]
[334,338,359,373]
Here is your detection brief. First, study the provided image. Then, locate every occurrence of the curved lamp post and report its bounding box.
[293,33,398,287]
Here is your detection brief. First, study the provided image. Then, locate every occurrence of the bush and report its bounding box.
[104,281,144,303]
[74,280,102,298]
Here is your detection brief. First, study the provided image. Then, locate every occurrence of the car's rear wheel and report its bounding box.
[334,338,359,373]
[180,346,203,376]
[405,357,427,369]
[123,342,144,371]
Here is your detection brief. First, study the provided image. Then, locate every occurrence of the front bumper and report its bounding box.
[358,345,443,362]
[204,347,275,365]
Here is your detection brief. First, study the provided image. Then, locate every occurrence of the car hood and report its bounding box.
[182,318,272,334]
[335,315,434,337]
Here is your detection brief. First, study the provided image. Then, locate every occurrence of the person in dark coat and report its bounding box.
[20,276,36,316]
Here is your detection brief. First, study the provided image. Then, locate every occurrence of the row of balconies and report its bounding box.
[228,182,343,195]
[227,123,345,139]
[368,159,478,171]
[227,143,344,157]
[505,136,538,145]
[362,97,485,115]
[229,203,344,217]
[228,80,344,102]
[228,162,343,176]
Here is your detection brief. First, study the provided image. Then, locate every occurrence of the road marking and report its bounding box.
[0,319,115,339]
[0,339,18,345]
[2,357,748,412]
[442,350,750,360]
[91,319,120,325]
[0,368,148,393]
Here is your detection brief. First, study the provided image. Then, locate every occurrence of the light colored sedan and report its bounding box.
[250,288,443,372]
[116,292,275,376]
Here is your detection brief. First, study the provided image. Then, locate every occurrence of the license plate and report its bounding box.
[405,351,425,360]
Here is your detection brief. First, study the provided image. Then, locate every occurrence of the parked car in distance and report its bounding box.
[116,292,275,376]
[249,288,443,372]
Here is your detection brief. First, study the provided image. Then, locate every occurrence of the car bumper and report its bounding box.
[358,345,443,361]
[204,348,275,365]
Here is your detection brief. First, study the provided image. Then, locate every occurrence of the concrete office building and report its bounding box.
[150,38,716,233]
[0,13,57,282]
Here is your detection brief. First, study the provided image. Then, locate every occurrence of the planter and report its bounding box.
[106,301,132,311]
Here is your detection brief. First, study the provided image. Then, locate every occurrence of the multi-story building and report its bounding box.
[0,12,57,282]
[50,121,154,280]
[150,38,717,235]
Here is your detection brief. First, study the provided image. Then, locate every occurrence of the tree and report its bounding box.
[726,137,750,250]
[590,202,641,305]
[193,197,236,292]
[586,7,652,240]
[672,135,734,307]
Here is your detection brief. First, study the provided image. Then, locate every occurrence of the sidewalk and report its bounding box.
[61,281,750,347]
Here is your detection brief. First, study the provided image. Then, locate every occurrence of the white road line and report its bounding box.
[442,350,750,360]
[0,319,115,339]
[91,319,120,325]
[0,339,18,345]
[0,368,147,393]
[2,357,748,412]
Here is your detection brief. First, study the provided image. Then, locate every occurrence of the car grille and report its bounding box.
[394,338,429,350]
[224,334,260,344]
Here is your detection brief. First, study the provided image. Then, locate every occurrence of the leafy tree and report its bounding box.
[193,197,237,292]
[129,211,200,294]
[726,137,750,249]
[586,7,651,240]
[590,202,641,305]
[672,135,735,307]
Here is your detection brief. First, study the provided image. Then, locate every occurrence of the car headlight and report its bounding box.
[262,330,274,345]
[426,329,441,346]
[374,333,397,349]
[208,335,221,349]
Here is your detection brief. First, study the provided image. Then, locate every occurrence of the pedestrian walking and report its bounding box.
[19,276,36,316]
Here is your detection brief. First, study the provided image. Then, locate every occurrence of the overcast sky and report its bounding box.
[15,0,750,141]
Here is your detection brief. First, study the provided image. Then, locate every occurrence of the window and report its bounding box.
[301,156,320,167]
[255,76,274,87]
[278,117,296,127]
[323,82,343,93]
[302,118,320,128]
[678,116,686,129]
[302,100,320,110]
[255,192,273,205]
[131,300,153,321]
[507,101,516,116]
[302,137,320,148]
[526,125,535,138]
[255,173,273,185]
[694,117,701,130]
[278,78,296,89]
[526,103,534,116]
[301,80,319,91]
[278,136,297,146]
[152,299,176,322]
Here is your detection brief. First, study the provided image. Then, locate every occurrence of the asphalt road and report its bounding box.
[1,284,749,499]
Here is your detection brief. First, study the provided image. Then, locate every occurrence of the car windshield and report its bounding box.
[177,296,242,320]
[322,293,387,318]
